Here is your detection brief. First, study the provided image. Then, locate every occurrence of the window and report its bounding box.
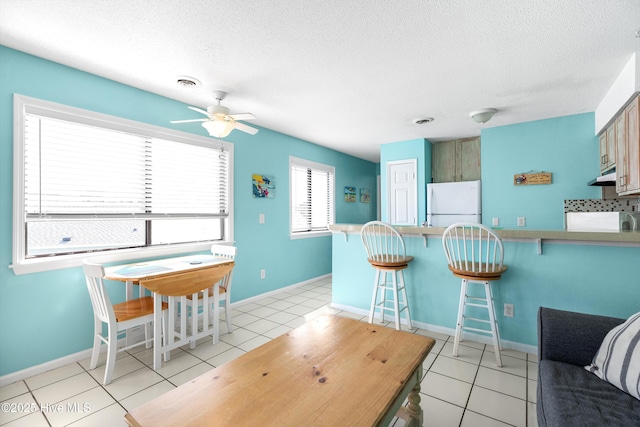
[289,156,335,237]
[12,95,233,274]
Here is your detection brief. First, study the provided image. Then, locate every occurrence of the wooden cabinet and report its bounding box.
[432,137,481,183]
[616,95,640,195]
[599,123,616,172]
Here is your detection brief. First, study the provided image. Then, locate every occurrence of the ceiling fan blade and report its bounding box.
[187,106,211,116]
[170,118,208,123]
[229,112,256,121]
[235,122,259,135]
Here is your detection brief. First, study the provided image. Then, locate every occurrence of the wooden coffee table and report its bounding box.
[125,314,435,427]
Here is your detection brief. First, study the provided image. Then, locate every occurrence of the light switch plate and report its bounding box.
[259,213,265,224]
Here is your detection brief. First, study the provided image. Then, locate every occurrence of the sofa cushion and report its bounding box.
[585,311,640,400]
[538,360,640,427]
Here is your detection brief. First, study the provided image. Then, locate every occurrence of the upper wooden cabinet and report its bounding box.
[599,123,616,172]
[432,137,481,183]
[615,95,640,195]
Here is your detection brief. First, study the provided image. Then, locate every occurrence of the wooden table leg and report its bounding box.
[405,381,423,427]
[394,366,424,427]
[125,280,134,347]
[153,292,162,370]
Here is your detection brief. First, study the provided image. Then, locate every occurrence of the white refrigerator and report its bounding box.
[426,180,482,227]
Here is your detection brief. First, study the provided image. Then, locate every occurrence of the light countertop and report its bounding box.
[329,224,640,244]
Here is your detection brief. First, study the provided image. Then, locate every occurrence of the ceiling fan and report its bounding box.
[171,91,258,138]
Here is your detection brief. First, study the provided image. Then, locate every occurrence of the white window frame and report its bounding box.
[289,156,335,239]
[11,94,234,275]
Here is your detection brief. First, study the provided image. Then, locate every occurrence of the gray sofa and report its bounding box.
[537,307,640,427]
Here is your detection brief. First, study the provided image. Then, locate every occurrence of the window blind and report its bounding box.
[290,159,334,233]
[24,114,229,220]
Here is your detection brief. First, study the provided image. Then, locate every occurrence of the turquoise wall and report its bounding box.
[379,138,431,224]
[333,112,639,348]
[0,46,377,376]
[481,114,601,230]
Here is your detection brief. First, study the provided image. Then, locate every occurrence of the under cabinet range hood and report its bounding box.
[588,171,616,186]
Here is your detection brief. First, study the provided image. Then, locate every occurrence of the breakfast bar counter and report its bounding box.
[329,223,640,355]
[330,224,640,244]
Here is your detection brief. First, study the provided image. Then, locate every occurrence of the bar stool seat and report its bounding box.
[361,221,413,331]
[442,223,508,367]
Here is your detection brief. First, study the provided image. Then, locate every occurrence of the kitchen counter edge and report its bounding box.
[329,224,640,244]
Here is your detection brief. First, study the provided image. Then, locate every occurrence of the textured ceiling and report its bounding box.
[1,0,639,162]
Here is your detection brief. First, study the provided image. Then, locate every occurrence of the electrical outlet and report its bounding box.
[504,303,514,317]
[517,217,526,227]
[260,269,266,279]
[492,217,499,226]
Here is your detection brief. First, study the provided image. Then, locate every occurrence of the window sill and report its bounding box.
[290,230,332,240]
[10,242,221,275]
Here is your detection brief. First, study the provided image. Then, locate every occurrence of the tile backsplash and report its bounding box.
[564,198,640,213]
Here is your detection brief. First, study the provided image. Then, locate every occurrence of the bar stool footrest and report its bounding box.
[461,326,493,335]
[463,316,491,325]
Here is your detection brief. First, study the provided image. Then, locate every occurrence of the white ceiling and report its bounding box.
[1,0,639,162]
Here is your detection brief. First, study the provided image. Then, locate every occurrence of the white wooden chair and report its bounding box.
[83,261,168,385]
[442,223,508,366]
[360,221,413,330]
[184,245,236,343]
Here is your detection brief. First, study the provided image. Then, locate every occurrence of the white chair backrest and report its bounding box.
[211,245,236,292]
[360,221,407,262]
[211,244,236,260]
[83,261,116,324]
[442,223,504,273]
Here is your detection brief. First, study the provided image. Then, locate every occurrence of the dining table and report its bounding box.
[104,254,234,369]
[124,314,435,427]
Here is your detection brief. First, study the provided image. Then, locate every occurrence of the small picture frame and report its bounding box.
[344,186,356,203]
[253,174,275,198]
[360,188,370,203]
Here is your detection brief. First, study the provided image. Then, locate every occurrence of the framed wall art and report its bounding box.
[360,188,370,203]
[344,186,356,202]
[253,174,275,198]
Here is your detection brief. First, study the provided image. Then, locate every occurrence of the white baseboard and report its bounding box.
[1,347,94,388]
[330,302,538,356]
[0,274,333,387]
[0,330,151,388]
[230,273,332,309]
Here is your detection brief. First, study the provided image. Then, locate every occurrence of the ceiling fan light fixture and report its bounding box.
[202,116,236,138]
[470,108,497,124]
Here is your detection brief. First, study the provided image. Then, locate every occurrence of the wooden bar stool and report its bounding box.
[361,221,413,330]
[442,223,508,366]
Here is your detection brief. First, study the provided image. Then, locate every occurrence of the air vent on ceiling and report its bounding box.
[176,76,201,88]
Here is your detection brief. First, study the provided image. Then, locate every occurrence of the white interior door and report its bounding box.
[387,159,417,226]
[376,175,381,220]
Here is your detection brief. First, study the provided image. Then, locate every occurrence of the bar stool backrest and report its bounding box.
[361,221,407,264]
[442,223,505,275]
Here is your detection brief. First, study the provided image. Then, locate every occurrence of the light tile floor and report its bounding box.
[0,277,538,427]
